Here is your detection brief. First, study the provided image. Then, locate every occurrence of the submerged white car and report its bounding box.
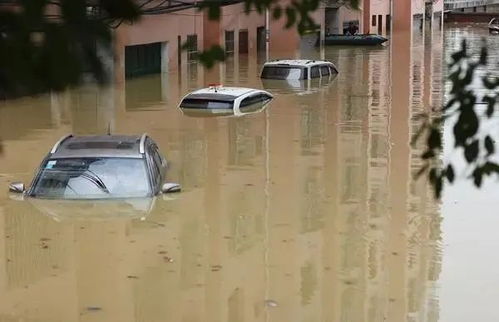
[260,59,338,80]
[178,85,273,117]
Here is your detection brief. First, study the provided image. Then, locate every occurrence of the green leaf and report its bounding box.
[197,45,226,69]
[454,108,479,147]
[422,150,435,160]
[445,164,455,183]
[485,136,495,156]
[450,40,467,63]
[427,128,442,150]
[429,167,438,184]
[472,167,483,187]
[285,7,296,29]
[464,140,479,163]
[99,0,141,21]
[483,95,496,117]
[479,46,488,65]
[272,6,282,19]
[482,162,499,175]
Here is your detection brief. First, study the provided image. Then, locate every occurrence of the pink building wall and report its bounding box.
[220,3,266,55]
[366,0,391,34]
[114,9,204,82]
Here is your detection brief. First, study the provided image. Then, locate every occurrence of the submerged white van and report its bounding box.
[178,85,273,117]
[260,59,338,80]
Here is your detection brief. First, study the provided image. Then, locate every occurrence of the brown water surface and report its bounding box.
[0,24,496,322]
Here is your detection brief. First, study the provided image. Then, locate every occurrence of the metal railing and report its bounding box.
[444,0,499,10]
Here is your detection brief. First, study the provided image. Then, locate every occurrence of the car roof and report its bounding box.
[186,86,264,99]
[263,59,334,68]
[49,135,146,159]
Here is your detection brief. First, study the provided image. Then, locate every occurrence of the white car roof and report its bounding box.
[263,59,334,67]
[188,86,266,98]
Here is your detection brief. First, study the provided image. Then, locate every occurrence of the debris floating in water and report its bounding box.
[211,265,222,272]
[265,299,278,307]
[85,306,102,312]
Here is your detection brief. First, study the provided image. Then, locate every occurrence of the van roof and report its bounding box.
[186,87,265,99]
[263,59,334,67]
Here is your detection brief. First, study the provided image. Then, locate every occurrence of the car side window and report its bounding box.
[240,94,271,112]
[240,94,259,107]
[310,66,320,78]
[147,144,161,189]
[151,145,164,170]
[320,65,330,77]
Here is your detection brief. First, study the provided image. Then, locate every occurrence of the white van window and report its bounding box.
[310,66,321,78]
[320,65,330,77]
[261,66,305,80]
[180,99,233,109]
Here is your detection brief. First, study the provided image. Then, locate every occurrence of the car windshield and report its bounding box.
[180,98,233,109]
[31,158,151,199]
[261,66,305,80]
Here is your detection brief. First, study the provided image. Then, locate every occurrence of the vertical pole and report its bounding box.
[265,8,270,61]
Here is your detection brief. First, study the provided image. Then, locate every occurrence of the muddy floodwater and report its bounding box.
[0,25,498,322]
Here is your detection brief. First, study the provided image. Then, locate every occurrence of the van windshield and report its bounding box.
[30,158,151,199]
[180,98,233,109]
[261,66,305,80]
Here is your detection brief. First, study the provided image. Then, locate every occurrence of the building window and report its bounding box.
[186,34,198,62]
[372,15,376,26]
[239,29,249,54]
[225,30,235,55]
[124,42,161,78]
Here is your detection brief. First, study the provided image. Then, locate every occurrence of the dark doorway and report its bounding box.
[378,15,383,34]
[239,30,249,54]
[386,14,391,32]
[125,42,161,78]
[257,26,265,53]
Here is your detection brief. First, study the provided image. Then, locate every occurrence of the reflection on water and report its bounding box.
[27,198,156,222]
[261,73,338,95]
[1,23,483,322]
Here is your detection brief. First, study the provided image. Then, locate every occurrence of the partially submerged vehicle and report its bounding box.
[260,59,338,81]
[323,34,388,46]
[489,18,499,34]
[8,134,181,199]
[261,71,338,94]
[178,85,273,117]
[27,198,157,222]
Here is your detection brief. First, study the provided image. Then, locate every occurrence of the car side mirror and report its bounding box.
[161,183,181,193]
[8,182,25,193]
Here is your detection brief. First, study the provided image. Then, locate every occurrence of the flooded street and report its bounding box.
[0,24,497,322]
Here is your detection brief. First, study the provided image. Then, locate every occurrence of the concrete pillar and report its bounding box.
[388,0,412,321]
[203,12,221,84]
[364,0,371,34]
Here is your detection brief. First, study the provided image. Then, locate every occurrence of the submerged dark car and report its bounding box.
[8,134,180,199]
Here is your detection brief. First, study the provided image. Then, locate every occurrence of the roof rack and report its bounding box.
[139,133,148,154]
[50,134,73,154]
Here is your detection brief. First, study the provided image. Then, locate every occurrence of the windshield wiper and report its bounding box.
[80,171,110,194]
